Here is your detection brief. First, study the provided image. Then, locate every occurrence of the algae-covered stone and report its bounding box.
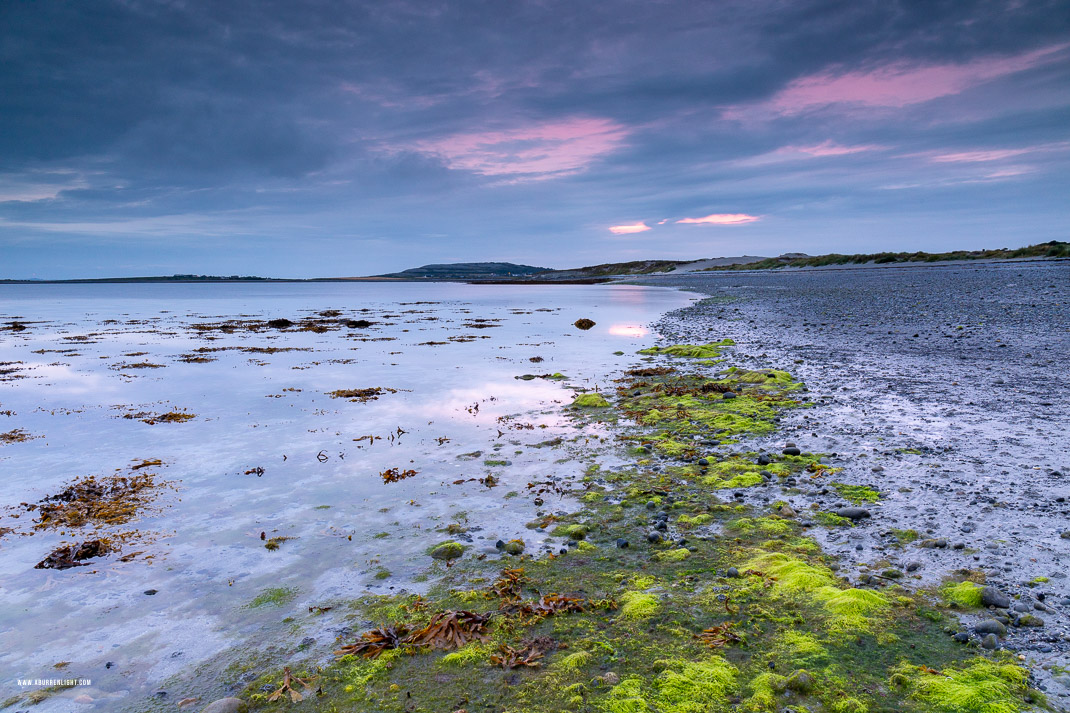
[201,699,246,713]
[571,393,610,408]
[560,524,588,540]
[430,541,466,561]
[502,539,525,556]
[654,548,691,562]
[786,669,815,694]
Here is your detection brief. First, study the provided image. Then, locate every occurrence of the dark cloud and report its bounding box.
[0,0,1067,277]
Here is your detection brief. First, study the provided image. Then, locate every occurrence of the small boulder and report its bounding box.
[573,318,596,330]
[833,507,871,521]
[430,541,466,561]
[981,586,1011,609]
[201,699,247,713]
[974,620,1007,637]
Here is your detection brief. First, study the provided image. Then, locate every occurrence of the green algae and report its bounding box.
[941,581,985,609]
[831,482,880,503]
[654,547,691,562]
[247,586,298,609]
[892,658,1030,713]
[637,339,735,359]
[429,541,466,560]
[815,511,854,527]
[572,393,610,408]
[619,591,660,619]
[603,658,737,713]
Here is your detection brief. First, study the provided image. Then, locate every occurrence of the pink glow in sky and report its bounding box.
[725,43,1068,118]
[608,221,651,234]
[779,140,883,157]
[676,213,760,225]
[412,117,629,177]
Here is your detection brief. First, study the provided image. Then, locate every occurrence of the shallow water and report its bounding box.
[0,282,693,708]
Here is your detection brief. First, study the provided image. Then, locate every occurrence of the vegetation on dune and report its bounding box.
[704,241,1069,271]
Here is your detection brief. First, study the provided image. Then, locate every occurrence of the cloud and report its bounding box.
[676,213,760,225]
[609,221,651,234]
[779,141,884,157]
[407,117,629,179]
[725,43,1069,119]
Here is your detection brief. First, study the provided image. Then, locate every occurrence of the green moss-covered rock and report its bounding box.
[429,541,466,561]
[572,393,610,408]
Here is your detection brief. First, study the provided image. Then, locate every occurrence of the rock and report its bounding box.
[953,632,970,643]
[782,447,801,456]
[981,633,998,650]
[726,567,740,578]
[833,507,871,521]
[722,392,737,399]
[647,532,663,544]
[201,699,247,713]
[918,538,947,549]
[974,620,1007,637]
[1012,602,1031,613]
[602,672,620,686]
[961,523,976,533]
[698,458,709,466]
[646,501,657,510]
[430,541,466,561]
[906,562,921,572]
[756,453,771,466]
[1017,614,1045,627]
[502,540,525,556]
[573,318,596,330]
[982,586,1011,609]
[786,670,815,694]
[144,589,158,595]
[615,538,629,549]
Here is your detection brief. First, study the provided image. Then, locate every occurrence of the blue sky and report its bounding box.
[2,0,1068,278]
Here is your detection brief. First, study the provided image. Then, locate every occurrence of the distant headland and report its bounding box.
[2,241,1065,284]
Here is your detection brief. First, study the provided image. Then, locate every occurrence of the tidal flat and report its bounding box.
[1,264,1067,713]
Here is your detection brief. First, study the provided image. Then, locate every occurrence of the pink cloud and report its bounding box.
[931,149,1034,163]
[609,221,651,234]
[725,43,1068,118]
[676,213,760,226]
[411,117,629,178]
[781,140,883,157]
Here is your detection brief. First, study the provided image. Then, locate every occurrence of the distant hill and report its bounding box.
[375,262,551,280]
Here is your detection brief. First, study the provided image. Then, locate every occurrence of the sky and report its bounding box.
[2,0,1069,278]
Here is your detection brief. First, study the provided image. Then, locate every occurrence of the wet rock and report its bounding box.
[503,540,525,556]
[1012,602,1031,613]
[1017,614,1045,627]
[782,447,802,456]
[833,507,871,521]
[430,541,466,561]
[722,391,737,399]
[756,453,771,466]
[974,620,1007,637]
[982,586,1011,609]
[201,699,247,713]
[953,632,970,643]
[647,532,663,544]
[981,633,998,650]
[905,561,921,572]
[144,589,158,595]
[573,318,596,330]
[615,538,629,549]
[918,538,947,548]
[726,567,739,578]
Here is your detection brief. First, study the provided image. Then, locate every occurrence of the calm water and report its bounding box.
[0,281,693,709]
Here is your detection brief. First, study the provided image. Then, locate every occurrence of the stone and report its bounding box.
[573,318,596,330]
[1017,614,1045,627]
[783,447,802,456]
[981,633,998,649]
[726,567,739,578]
[786,670,814,693]
[981,586,1011,609]
[974,620,1007,637]
[833,507,871,521]
[502,540,525,556]
[201,699,247,713]
[918,538,948,549]
[602,672,620,686]
[430,542,466,561]
[615,538,629,549]
[722,392,737,399]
